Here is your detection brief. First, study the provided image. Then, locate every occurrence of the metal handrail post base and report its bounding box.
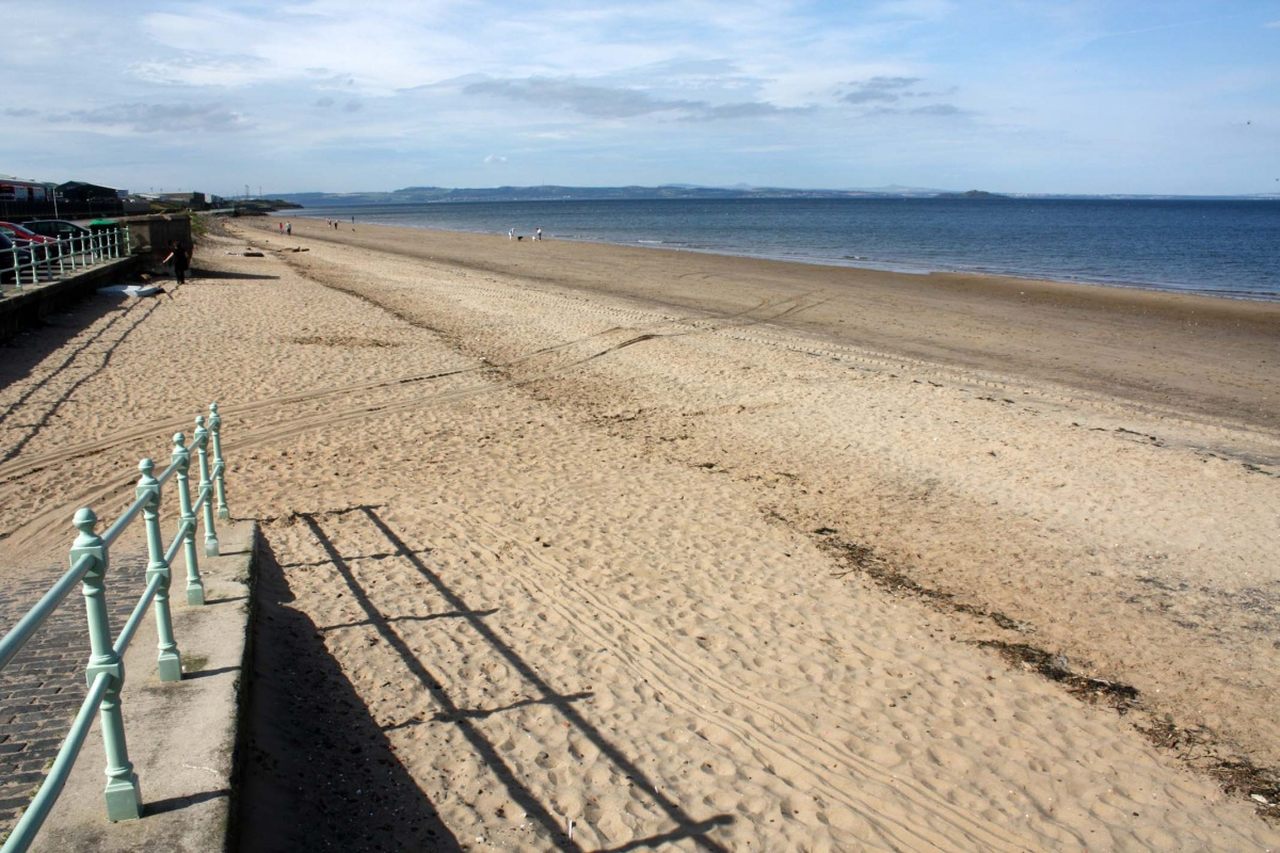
[147,562,184,683]
[100,687,144,822]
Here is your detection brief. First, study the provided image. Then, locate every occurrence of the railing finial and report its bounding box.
[72,506,98,542]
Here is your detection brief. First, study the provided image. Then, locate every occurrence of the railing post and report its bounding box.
[171,432,205,605]
[209,402,230,520]
[72,507,142,821]
[136,458,182,682]
[194,416,220,556]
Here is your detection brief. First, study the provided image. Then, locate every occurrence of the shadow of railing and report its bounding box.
[0,295,165,464]
[287,505,732,851]
[235,534,462,852]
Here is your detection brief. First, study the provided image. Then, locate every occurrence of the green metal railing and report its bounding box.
[0,404,230,852]
[3,226,131,291]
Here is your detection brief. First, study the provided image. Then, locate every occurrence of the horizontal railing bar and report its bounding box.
[163,518,193,565]
[0,554,97,671]
[156,460,178,487]
[101,495,148,546]
[112,574,164,658]
[0,671,112,853]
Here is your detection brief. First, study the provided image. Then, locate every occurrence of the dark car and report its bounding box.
[0,232,35,284]
[21,219,92,240]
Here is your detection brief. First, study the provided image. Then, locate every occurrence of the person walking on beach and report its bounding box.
[278,221,284,234]
[286,222,292,236]
[535,227,543,241]
[161,240,191,285]
[508,228,515,240]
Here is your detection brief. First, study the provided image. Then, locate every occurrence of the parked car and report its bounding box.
[0,221,54,264]
[21,219,92,240]
[0,221,57,245]
[0,232,35,284]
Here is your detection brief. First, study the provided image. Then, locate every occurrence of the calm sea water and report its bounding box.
[292,197,1280,301]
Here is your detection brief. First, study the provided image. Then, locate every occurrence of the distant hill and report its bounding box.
[273,184,957,207]
[269,185,1278,207]
[937,189,1008,199]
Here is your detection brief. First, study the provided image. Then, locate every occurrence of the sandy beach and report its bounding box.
[1,216,1277,850]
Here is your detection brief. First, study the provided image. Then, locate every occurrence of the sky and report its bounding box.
[2,1,1278,197]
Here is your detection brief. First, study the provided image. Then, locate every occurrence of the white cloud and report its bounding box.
[0,1,1274,195]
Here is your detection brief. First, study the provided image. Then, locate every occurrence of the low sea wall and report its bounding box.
[0,257,141,343]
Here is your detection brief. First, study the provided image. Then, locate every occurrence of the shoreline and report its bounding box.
[284,203,1280,304]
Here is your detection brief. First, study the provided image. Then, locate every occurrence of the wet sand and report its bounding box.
[1,216,1276,849]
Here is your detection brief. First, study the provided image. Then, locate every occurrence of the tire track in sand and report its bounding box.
[0,300,807,553]
[427,511,1038,852]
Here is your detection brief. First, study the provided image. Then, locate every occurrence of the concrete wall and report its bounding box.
[125,214,192,260]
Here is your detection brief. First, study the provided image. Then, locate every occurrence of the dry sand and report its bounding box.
[1,216,1277,850]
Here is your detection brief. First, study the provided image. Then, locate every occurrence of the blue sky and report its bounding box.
[2,1,1277,196]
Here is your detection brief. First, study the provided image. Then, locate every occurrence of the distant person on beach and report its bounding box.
[278,222,283,234]
[535,227,543,241]
[161,240,191,285]
[286,222,292,236]
[508,228,515,240]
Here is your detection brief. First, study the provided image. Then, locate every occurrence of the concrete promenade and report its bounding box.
[1,522,255,851]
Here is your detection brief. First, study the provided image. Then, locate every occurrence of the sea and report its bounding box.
[290,197,1280,302]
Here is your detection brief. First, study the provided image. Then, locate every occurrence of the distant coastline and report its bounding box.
[272,184,1280,207]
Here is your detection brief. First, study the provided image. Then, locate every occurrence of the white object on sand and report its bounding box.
[97,284,163,297]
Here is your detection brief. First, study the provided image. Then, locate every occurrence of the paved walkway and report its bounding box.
[0,548,149,834]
